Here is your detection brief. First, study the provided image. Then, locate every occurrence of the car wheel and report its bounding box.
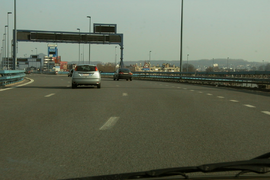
[130,78,132,81]
[117,79,119,81]
[72,84,77,89]
[126,79,128,81]
[114,78,116,81]
[97,84,101,89]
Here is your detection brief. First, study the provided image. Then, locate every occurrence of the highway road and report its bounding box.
[1,74,270,179]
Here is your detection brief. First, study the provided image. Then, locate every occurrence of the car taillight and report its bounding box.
[119,72,124,74]
[95,66,98,71]
[129,72,133,75]
[75,67,78,71]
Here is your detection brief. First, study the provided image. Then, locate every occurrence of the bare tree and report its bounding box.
[182,63,196,72]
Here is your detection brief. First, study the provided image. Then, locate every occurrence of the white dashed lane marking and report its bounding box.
[198,91,203,93]
[230,100,239,102]
[262,111,270,116]
[190,90,194,91]
[217,96,224,98]
[99,117,119,130]
[45,93,55,97]
[207,93,212,95]
[244,104,256,108]
[122,93,128,96]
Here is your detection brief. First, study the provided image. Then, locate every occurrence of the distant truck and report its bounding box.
[53,66,60,74]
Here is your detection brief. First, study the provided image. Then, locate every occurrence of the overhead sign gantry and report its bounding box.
[14,23,124,68]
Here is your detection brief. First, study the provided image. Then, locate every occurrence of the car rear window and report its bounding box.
[119,69,130,73]
[76,65,96,71]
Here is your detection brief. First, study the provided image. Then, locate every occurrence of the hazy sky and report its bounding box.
[1,0,270,63]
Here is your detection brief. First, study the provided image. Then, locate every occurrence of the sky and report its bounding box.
[0,0,270,63]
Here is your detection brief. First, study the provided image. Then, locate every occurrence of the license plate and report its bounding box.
[82,74,92,76]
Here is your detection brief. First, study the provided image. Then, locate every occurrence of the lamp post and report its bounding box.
[4,26,7,68]
[87,16,91,64]
[7,12,12,69]
[115,46,117,71]
[180,0,184,72]
[3,35,6,68]
[0,47,3,68]
[227,57,229,72]
[77,28,80,63]
[187,54,189,72]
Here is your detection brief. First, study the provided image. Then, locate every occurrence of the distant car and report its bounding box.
[113,68,133,81]
[25,70,31,74]
[71,64,101,89]
[68,69,74,77]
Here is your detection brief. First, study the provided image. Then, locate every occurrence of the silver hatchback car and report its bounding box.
[71,64,101,89]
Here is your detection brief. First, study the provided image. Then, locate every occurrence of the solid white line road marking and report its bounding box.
[123,93,128,96]
[217,96,224,98]
[0,78,34,92]
[230,100,239,102]
[198,91,203,93]
[244,104,255,108]
[0,87,13,92]
[99,117,119,130]
[45,93,55,97]
[262,111,270,115]
[207,93,212,95]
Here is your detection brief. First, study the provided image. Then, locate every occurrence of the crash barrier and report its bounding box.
[100,71,270,90]
[0,70,26,86]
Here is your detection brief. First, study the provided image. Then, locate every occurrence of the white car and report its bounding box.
[71,64,101,89]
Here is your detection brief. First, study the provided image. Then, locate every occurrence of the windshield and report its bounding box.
[1,0,270,180]
[119,69,130,73]
[76,65,96,71]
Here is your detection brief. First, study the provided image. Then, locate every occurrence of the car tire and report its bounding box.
[130,78,132,81]
[117,79,119,81]
[97,84,101,89]
[72,84,77,89]
[126,79,128,81]
[114,78,116,81]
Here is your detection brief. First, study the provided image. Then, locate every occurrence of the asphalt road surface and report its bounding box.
[1,74,270,179]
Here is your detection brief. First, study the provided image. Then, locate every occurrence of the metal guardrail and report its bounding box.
[0,70,26,86]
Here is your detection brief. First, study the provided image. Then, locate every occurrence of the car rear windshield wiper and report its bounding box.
[63,152,270,180]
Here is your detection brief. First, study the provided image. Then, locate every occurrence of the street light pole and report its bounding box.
[227,57,229,72]
[187,54,189,72]
[77,28,80,63]
[4,26,7,69]
[180,0,184,72]
[87,16,91,64]
[115,46,117,71]
[7,12,12,70]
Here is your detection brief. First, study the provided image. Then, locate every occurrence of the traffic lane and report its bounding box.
[1,78,269,179]
[0,78,136,179]
[104,80,270,162]
[0,74,70,100]
[138,80,270,112]
[0,75,72,121]
[49,79,270,178]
